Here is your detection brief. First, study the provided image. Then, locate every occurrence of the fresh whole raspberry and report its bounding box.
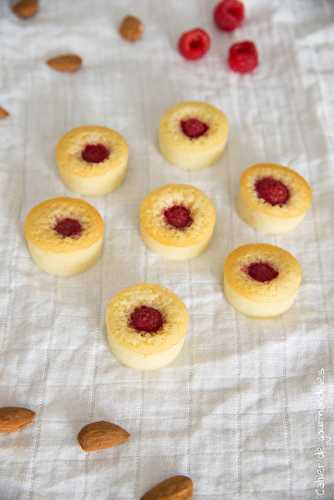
[178,28,211,60]
[255,177,290,206]
[214,0,245,32]
[181,118,209,139]
[228,40,259,74]
[164,205,193,230]
[82,143,110,163]
[247,262,279,283]
[129,306,164,333]
[54,218,82,238]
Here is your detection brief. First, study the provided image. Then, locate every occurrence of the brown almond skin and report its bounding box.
[47,54,82,73]
[119,15,144,42]
[78,421,130,452]
[0,107,9,119]
[12,0,39,19]
[140,475,193,500]
[0,407,35,432]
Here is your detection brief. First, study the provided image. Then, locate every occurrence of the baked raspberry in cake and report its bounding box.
[159,101,228,170]
[140,184,216,260]
[24,197,104,276]
[106,284,189,370]
[56,125,128,196]
[237,163,312,234]
[223,243,302,318]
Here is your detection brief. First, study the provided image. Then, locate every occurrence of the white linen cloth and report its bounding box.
[0,0,333,498]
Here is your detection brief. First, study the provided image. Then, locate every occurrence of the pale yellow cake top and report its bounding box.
[159,101,229,150]
[140,184,216,247]
[224,243,302,302]
[106,284,189,355]
[240,163,312,218]
[56,125,128,177]
[24,197,104,253]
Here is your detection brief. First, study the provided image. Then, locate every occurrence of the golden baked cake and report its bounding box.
[223,243,302,318]
[106,284,189,370]
[56,125,128,196]
[237,163,312,234]
[24,197,104,277]
[159,101,228,170]
[140,184,216,260]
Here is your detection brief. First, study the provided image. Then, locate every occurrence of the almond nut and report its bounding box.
[0,407,35,432]
[78,420,130,452]
[140,475,193,500]
[0,107,9,119]
[12,0,39,19]
[47,54,82,73]
[119,15,144,42]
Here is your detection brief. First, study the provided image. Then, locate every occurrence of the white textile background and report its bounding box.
[0,0,334,499]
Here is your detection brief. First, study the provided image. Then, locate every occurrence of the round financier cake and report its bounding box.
[159,101,229,170]
[56,125,129,196]
[106,284,189,370]
[223,243,302,318]
[140,184,216,260]
[24,197,104,277]
[237,163,312,234]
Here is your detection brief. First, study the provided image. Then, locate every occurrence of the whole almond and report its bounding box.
[12,0,39,19]
[47,54,82,73]
[140,475,193,500]
[0,407,35,432]
[119,15,144,42]
[78,421,130,452]
[0,107,9,119]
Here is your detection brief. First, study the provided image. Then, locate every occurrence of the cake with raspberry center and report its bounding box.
[140,184,216,260]
[24,197,104,276]
[56,125,128,196]
[237,163,312,234]
[106,284,189,370]
[159,101,228,170]
[223,243,302,318]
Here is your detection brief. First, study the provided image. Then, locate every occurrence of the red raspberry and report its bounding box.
[164,205,193,230]
[82,144,110,163]
[247,262,279,283]
[181,118,209,139]
[178,28,211,60]
[54,218,82,238]
[129,306,164,333]
[214,0,245,31]
[255,177,290,206]
[228,40,259,74]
